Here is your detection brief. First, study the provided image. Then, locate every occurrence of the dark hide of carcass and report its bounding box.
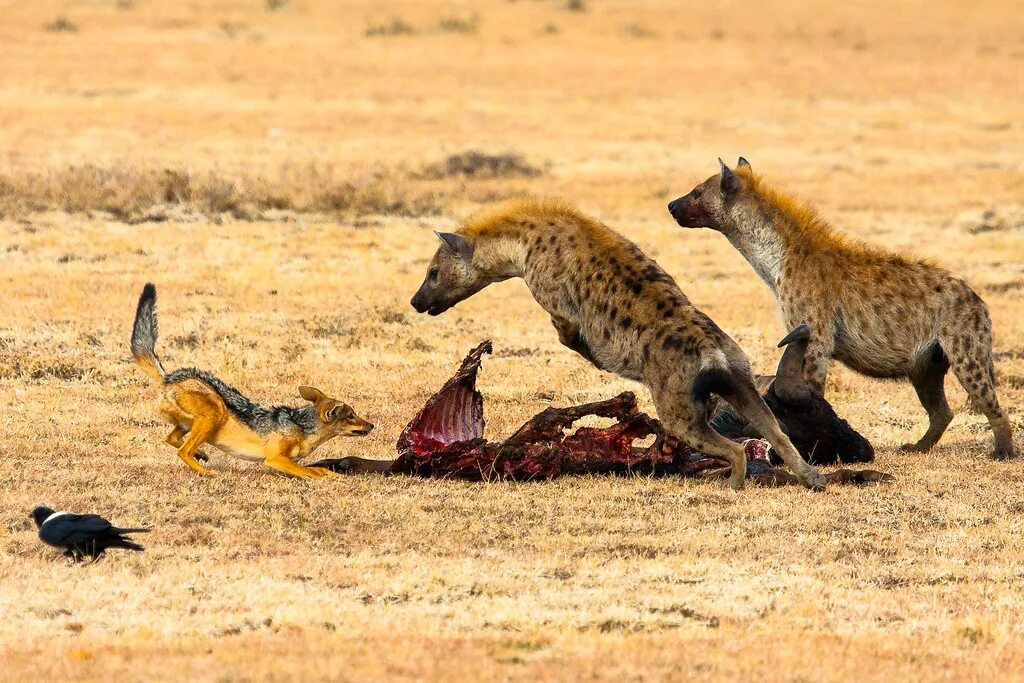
[310,341,890,486]
[709,324,875,465]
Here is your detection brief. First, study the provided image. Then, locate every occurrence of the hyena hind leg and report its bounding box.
[653,394,748,490]
[901,343,954,453]
[945,338,1016,460]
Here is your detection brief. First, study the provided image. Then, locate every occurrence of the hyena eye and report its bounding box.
[692,189,702,200]
[428,268,439,283]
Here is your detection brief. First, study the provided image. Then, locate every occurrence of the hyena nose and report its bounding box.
[667,199,678,214]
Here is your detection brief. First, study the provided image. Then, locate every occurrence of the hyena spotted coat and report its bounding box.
[409,198,826,489]
[668,159,1016,459]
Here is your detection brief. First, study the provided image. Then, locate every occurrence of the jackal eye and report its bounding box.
[428,268,439,283]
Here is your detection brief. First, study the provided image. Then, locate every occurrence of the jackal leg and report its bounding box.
[175,416,219,476]
[166,426,211,463]
[166,390,224,476]
[264,443,338,479]
[902,345,953,452]
[165,426,187,448]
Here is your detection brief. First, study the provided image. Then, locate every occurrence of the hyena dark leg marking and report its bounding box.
[725,380,826,489]
[901,343,953,452]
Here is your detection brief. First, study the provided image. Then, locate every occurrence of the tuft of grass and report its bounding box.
[219,21,248,38]
[365,17,415,37]
[436,15,478,34]
[624,23,655,39]
[417,151,542,180]
[0,164,446,221]
[566,0,586,12]
[44,17,78,33]
[266,0,290,10]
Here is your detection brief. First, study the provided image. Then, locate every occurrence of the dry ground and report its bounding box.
[1,0,1023,680]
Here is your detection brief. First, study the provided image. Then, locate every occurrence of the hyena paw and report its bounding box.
[899,441,932,453]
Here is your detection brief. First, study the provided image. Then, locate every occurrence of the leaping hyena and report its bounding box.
[668,158,1015,459]
[409,198,826,489]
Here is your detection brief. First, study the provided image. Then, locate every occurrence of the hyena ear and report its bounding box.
[435,231,474,261]
[737,156,751,170]
[298,385,328,404]
[719,158,741,196]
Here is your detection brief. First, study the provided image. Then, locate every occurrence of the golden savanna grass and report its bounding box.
[1,0,1023,680]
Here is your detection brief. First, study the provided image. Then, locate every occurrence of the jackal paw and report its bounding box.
[725,474,745,491]
[305,466,338,479]
[196,467,218,478]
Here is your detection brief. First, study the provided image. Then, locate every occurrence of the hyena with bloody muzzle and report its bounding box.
[668,158,1016,460]
[409,198,826,489]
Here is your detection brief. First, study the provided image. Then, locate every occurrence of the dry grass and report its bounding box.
[1,0,1023,680]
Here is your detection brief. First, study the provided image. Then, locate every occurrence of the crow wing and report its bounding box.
[41,514,114,547]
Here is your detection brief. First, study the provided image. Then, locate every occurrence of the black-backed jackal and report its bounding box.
[131,284,374,478]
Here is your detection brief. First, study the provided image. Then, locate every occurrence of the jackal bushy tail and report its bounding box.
[131,283,165,382]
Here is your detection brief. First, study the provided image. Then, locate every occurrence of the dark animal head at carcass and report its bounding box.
[720,324,875,465]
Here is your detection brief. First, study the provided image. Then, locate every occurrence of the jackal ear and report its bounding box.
[298,385,328,404]
[435,231,474,261]
[719,158,741,196]
[737,156,751,170]
[323,402,341,422]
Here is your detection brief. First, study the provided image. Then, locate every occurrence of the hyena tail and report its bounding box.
[131,283,166,383]
[691,348,735,403]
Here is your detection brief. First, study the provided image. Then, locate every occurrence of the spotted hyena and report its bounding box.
[668,158,1015,459]
[409,198,826,489]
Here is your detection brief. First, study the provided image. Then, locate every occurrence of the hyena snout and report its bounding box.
[410,285,443,315]
[667,194,706,228]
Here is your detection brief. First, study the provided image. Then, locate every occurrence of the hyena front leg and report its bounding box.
[901,343,953,452]
[942,326,1016,460]
[800,330,834,395]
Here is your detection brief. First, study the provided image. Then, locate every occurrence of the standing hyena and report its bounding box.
[668,158,1016,460]
[409,198,826,489]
